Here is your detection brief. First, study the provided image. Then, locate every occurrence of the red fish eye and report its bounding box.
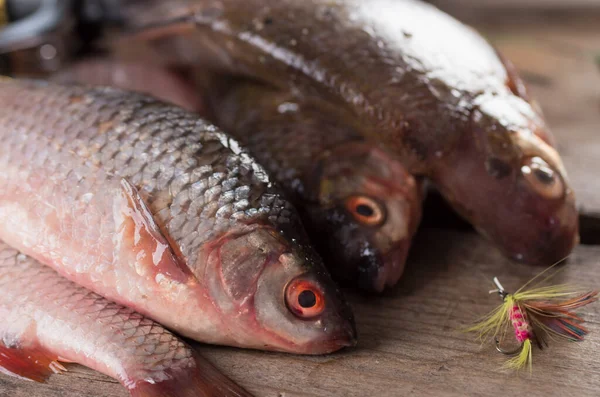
[345,196,385,226]
[285,278,325,319]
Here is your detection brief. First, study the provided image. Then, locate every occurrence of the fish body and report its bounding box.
[0,79,355,354]
[0,241,252,396]
[206,80,423,292]
[104,0,578,274]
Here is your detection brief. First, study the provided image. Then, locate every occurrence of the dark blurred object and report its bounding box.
[0,0,73,75]
[0,0,122,76]
[580,214,600,245]
[420,191,473,232]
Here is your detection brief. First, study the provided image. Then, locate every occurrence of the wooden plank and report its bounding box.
[430,0,600,10]
[2,228,600,396]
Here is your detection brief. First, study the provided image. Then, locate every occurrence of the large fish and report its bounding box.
[95,0,578,290]
[0,79,356,354]
[0,241,252,397]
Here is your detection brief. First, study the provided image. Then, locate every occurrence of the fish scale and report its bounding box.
[0,79,356,354]
[0,241,252,396]
[0,243,194,380]
[0,81,284,267]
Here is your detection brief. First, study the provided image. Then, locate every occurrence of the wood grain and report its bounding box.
[2,11,600,397]
[431,0,600,10]
[2,228,600,397]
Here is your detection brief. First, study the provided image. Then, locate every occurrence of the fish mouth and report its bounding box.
[498,196,579,266]
[369,242,411,293]
[324,290,358,353]
[310,320,358,354]
[510,222,579,266]
[331,327,358,350]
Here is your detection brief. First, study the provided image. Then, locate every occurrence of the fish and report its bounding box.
[97,0,578,281]
[0,78,356,354]
[204,79,424,292]
[0,241,252,397]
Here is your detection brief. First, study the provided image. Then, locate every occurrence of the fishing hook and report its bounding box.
[490,277,523,355]
[494,337,524,356]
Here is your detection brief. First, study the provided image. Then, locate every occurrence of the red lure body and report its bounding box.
[509,304,534,344]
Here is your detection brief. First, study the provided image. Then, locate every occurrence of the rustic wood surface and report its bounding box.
[431,0,600,10]
[2,7,600,397]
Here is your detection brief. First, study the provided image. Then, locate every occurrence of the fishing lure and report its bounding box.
[468,271,598,371]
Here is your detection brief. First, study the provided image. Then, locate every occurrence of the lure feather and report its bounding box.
[505,339,532,372]
[467,268,598,371]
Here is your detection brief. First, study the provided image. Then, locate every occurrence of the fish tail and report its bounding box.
[129,352,253,397]
[0,340,66,383]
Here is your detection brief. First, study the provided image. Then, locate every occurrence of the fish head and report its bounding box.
[202,221,356,354]
[303,143,422,292]
[434,93,578,266]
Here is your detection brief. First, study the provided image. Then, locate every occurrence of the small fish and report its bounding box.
[0,241,252,396]
[0,79,356,354]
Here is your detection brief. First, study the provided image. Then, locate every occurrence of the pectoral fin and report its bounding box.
[115,179,192,285]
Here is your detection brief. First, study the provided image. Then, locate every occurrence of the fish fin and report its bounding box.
[0,340,66,383]
[130,352,253,397]
[115,179,192,284]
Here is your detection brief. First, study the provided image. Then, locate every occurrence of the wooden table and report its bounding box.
[2,6,600,397]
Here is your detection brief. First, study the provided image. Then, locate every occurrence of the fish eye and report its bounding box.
[285,278,325,319]
[345,196,385,226]
[521,157,564,199]
[298,290,317,308]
